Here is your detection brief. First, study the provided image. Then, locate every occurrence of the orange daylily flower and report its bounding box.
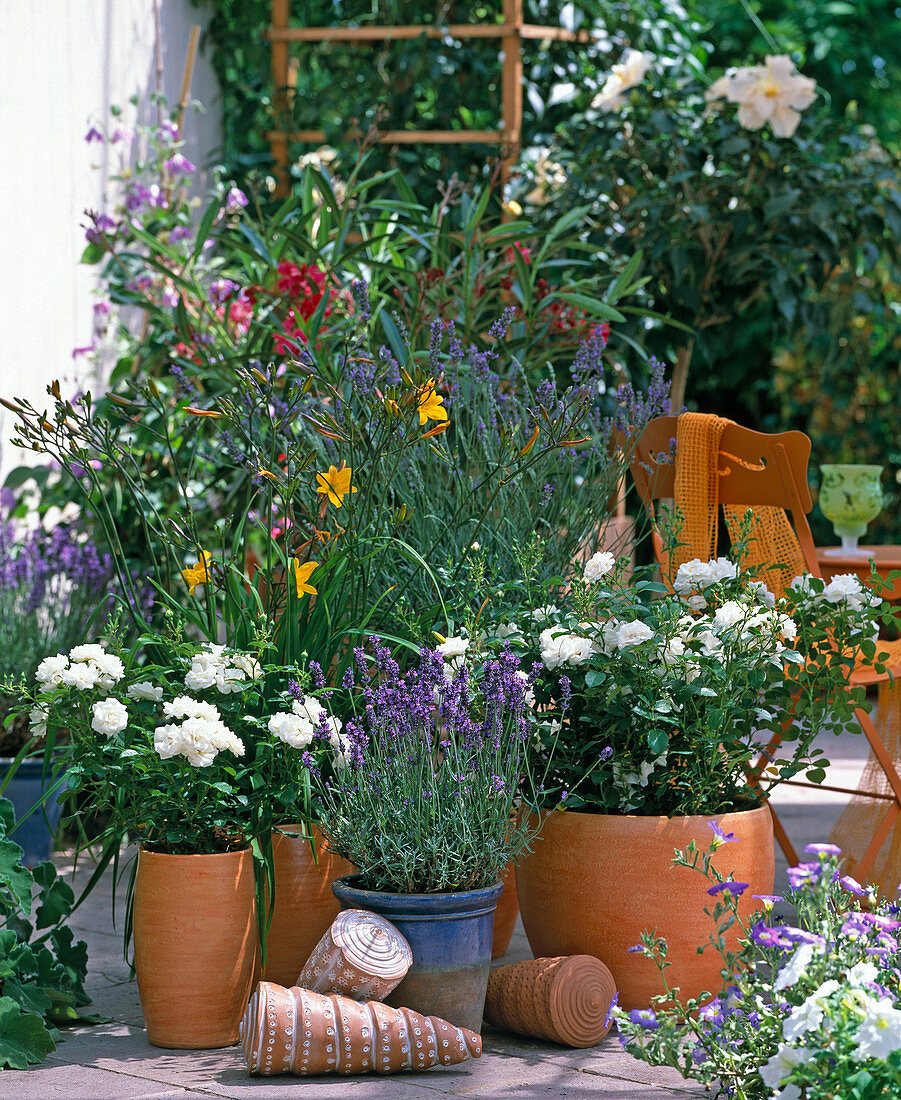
[315,462,357,508]
[293,559,319,597]
[181,551,211,594]
[416,380,448,426]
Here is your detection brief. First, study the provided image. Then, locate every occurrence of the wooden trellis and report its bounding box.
[265,0,592,194]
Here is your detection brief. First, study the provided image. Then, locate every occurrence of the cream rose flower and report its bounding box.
[615,620,654,648]
[269,712,316,749]
[583,550,616,583]
[127,681,164,702]
[35,654,69,689]
[707,55,817,138]
[61,663,102,690]
[592,49,654,112]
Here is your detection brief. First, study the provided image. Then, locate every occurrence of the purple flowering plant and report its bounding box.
[0,489,117,754]
[317,638,542,894]
[617,837,901,1099]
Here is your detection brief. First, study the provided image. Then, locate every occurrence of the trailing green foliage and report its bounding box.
[0,796,100,1069]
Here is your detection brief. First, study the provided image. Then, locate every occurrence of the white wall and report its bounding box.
[0,0,223,477]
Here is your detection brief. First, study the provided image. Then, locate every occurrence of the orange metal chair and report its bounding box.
[628,413,901,885]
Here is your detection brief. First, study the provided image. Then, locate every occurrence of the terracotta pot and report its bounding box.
[263,824,354,987]
[133,847,260,1048]
[491,861,519,960]
[515,805,774,1010]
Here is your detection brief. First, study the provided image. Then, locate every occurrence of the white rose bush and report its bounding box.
[26,632,345,855]
[617,836,901,1099]
[510,546,893,816]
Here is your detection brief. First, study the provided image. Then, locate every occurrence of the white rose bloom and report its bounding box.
[708,54,817,138]
[713,600,747,631]
[558,634,598,665]
[673,559,715,594]
[854,996,901,1061]
[658,636,687,667]
[35,654,69,689]
[230,654,262,680]
[686,593,708,611]
[531,604,561,623]
[269,712,316,749]
[29,703,49,738]
[163,696,222,722]
[185,653,223,691]
[61,663,102,690]
[153,723,182,760]
[748,580,776,608]
[90,652,125,682]
[438,636,469,660]
[823,573,871,611]
[696,629,721,656]
[707,557,738,585]
[583,551,616,583]
[91,698,129,737]
[214,666,248,694]
[493,622,525,644]
[778,615,799,641]
[177,718,218,768]
[69,643,107,663]
[591,48,654,112]
[127,681,164,702]
[216,730,246,758]
[615,620,654,648]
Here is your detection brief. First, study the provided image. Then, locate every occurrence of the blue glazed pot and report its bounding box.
[332,875,502,1032]
[1,758,66,867]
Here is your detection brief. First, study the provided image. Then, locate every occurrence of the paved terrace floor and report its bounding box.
[7,722,878,1100]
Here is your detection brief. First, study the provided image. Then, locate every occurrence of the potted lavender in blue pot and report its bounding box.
[323,638,540,1032]
[0,491,117,864]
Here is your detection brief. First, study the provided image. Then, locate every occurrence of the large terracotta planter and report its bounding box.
[263,825,354,987]
[491,861,519,959]
[133,847,260,1048]
[515,805,774,1010]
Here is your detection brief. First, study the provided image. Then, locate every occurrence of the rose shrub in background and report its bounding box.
[618,836,901,1099]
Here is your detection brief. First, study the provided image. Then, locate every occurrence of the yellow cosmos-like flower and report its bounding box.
[416,380,448,427]
[315,462,357,508]
[293,559,319,597]
[181,551,211,594]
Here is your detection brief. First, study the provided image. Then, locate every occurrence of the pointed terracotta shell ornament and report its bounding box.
[240,980,482,1075]
[484,955,618,1048]
[297,909,412,1000]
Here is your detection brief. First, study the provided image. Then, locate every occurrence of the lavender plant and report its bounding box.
[318,639,540,894]
[617,836,901,1098]
[0,491,117,754]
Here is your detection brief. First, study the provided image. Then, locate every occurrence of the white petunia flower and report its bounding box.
[847,961,878,987]
[758,1044,811,1089]
[91,698,129,737]
[583,550,616,583]
[127,681,164,702]
[782,979,839,1041]
[774,942,816,992]
[592,49,654,112]
[855,996,901,1060]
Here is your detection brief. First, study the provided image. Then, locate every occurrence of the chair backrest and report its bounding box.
[629,415,822,591]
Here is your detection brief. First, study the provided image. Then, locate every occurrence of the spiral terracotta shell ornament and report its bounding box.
[484,955,618,1048]
[297,909,413,1000]
[240,981,482,1075]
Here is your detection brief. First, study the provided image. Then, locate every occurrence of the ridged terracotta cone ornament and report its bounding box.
[240,980,482,1076]
[297,909,413,999]
[484,955,617,1048]
[263,824,353,988]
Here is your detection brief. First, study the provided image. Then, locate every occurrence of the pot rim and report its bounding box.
[333,873,503,915]
[138,844,253,858]
[525,803,771,825]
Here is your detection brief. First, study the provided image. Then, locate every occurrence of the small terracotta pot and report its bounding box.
[133,847,260,1048]
[515,805,774,1010]
[263,824,354,987]
[484,955,617,1047]
[491,861,519,960]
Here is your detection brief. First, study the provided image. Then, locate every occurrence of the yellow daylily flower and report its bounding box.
[315,462,357,508]
[181,551,211,594]
[416,380,448,427]
[293,558,319,598]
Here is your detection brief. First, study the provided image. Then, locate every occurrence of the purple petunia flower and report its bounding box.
[749,920,794,949]
[839,875,867,897]
[803,842,842,858]
[707,820,738,846]
[603,990,619,1029]
[752,894,784,911]
[164,152,195,176]
[786,861,822,889]
[629,1008,659,1030]
[223,186,249,214]
[707,881,749,898]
